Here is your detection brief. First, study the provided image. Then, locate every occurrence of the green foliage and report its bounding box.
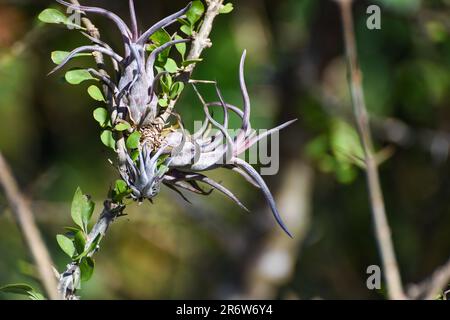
[330,120,364,166]
[87,85,105,102]
[170,82,185,99]
[100,130,116,150]
[114,122,131,132]
[158,97,168,107]
[306,119,363,184]
[182,59,203,68]
[80,257,95,282]
[186,1,205,25]
[55,188,103,289]
[38,8,69,25]
[65,69,95,85]
[175,35,187,58]
[126,131,141,149]
[375,0,421,14]
[164,58,179,73]
[56,234,76,258]
[51,51,91,65]
[149,29,172,64]
[180,24,192,36]
[0,284,45,300]
[112,179,131,202]
[93,107,110,128]
[220,3,234,14]
[71,187,95,233]
[73,230,87,254]
[179,1,205,36]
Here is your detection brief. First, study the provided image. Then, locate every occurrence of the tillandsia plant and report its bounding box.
[34,0,295,299]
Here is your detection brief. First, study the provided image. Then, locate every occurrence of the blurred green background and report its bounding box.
[0,0,449,299]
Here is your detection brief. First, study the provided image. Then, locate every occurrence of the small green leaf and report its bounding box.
[0,283,34,295]
[71,187,95,233]
[150,29,171,45]
[74,234,101,260]
[158,98,168,107]
[100,130,116,150]
[0,284,45,300]
[220,3,234,14]
[170,82,185,99]
[130,149,139,161]
[182,58,203,67]
[38,8,68,25]
[113,179,130,202]
[79,257,95,282]
[87,85,105,102]
[126,131,141,149]
[56,234,76,258]
[93,107,109,127]
[164,58,178,73]
[175,35,186,58]
[114,122,131,131]
[180,24,192,36]
[150,29,172,64]
[73,230,86,255]
[187,0,205,25]
[65,69,95,85]
[51,51,91,65]
[115,180,128,194]
[28,291,45,300]
[64,226,82,234]
[177,17,190,26]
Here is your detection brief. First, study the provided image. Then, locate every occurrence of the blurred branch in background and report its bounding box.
[0,152,58,300]
[337,0,405,299]
[0,21,44,68]
[242,160,313,299]
[408,257,450,300]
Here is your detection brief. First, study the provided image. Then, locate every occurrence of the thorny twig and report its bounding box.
[336,0,406,299]
[0,152,59,300]
[56,0,127,300]
[408,257,450,300]
[159,0,224,124]
[58,199,124,300]
[57,0,226,299]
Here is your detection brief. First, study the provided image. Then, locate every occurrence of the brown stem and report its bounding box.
[408,257,450,300]
[159,0,224,124]
[337,0,405,299]
[58,199,124,300]
[0,152,59,300]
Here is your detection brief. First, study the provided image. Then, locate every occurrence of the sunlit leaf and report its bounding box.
[0,284,45,300]
[182,58,203,67]
[56,234,76,258]
[114,122,131,131]
[51,51,91,65]
[93,107,109,127]
[100,130,116,150]
[79,257,95,282]
[164,58,178,73]
[180,25,192,36]
[38,8,69,25]
[71,187,95,233]
[126,131,141,149]
[65,69,95,85]
[187,1,205,25]
[87,85,105,102]
[220,3,234,14]
[175,35,186,58]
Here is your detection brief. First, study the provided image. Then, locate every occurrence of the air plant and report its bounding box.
[51,0,191,128]
[126,51,297,237]
[49,0,295,238]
